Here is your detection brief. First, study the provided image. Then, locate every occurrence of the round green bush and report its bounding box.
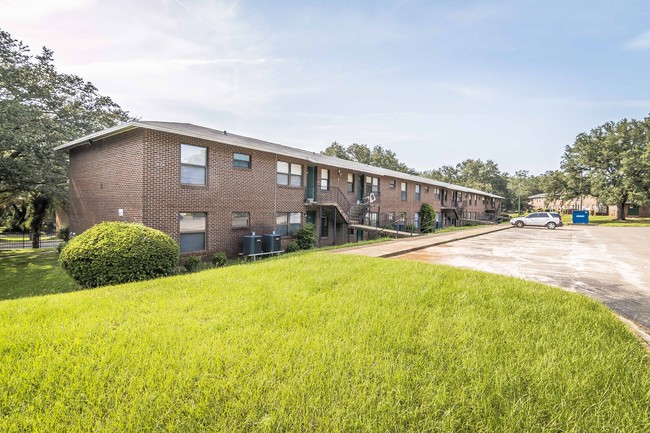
[184,255,202,273]
[59,222,180,288]
[284,241,300,253]
[211,252,227,267]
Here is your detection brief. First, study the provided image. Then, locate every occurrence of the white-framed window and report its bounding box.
[232,212,250,228]
[277,161,302,187]
[233,153,251,169]
[320,168,329,190]
[388,212,395,221]
[347,173,355,193]
[276,212,302,236]
[366,176,380,193]
[434,188,440,200]
[400,182,407,201]
[389,180,396,189]
[180,144,207,185]
[179,212,206,252]
[415,184,421,202]
[414,212,420,229]
[365,211,379,227]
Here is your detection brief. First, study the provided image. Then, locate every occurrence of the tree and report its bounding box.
[321,141,349,160]
[562,117,650,220]
[538,170,569,207]
[1,30,131,245]
[508,170,533,215]
[321,142,416,174]
[420,203,436,233]
[421,159,508,199]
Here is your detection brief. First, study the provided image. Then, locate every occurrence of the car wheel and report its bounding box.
[515,221,524,228]
[546,222,556,229]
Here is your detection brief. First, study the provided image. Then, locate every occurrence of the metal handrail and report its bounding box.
[310,187,353,217]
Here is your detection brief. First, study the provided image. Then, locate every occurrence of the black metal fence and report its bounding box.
[0,232,62,250]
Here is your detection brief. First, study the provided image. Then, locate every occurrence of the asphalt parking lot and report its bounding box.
[395,225,650,335]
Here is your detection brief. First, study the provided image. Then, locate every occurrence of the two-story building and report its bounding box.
[55,121,503,257]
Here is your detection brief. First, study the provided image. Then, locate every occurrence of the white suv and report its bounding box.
[510,212,563,230]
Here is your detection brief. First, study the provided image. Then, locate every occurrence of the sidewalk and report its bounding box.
[334,224,513,258]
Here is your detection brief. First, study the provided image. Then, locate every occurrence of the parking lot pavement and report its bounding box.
[395,225,650,335]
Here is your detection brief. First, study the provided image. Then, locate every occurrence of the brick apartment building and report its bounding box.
[55,121,503,257]
[529,193,649,218]
[528,193,609,214]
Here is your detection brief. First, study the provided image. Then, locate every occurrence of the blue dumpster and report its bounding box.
[572,210,589,224]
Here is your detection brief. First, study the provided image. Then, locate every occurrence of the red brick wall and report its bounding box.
[141,130,306,257]
[68,130,145,234]
[67,128,503,256]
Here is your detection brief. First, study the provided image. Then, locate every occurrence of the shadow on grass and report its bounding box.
[0,249,82,301]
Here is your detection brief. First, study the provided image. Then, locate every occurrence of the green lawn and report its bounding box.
[576,215,650,226]
[0,249,79,300]
[0,251,649,432]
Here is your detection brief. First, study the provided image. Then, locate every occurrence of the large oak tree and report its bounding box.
[1,30,131,245]
[562,117,650,220]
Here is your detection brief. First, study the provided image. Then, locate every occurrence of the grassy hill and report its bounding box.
[1,252,649,432]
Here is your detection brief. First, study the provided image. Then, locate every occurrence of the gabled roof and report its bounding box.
[55,121,504,199]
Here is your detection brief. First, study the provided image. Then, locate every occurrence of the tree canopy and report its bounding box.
[322,141,416,174]
[421,159,508,198]
[562,117,650,220]
[1,29,131,242]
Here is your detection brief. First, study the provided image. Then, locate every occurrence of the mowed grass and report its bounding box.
[1,253,649,432]
[583,215,650,226]
[0,249,79,300]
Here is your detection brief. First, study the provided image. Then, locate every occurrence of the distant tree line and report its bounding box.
[322,142,537,212]
[323,116,650,219]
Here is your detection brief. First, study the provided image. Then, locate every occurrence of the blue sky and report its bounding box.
[3,0,649,174]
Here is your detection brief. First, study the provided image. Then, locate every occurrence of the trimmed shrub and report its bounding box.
[184,255,202,273]
[294,223,316,250]
[284,241,300,253]
[211,252,227,268]
[420,203,436,233]
[59,222,180,288]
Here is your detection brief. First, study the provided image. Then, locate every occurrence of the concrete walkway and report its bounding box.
[334,224,513,258]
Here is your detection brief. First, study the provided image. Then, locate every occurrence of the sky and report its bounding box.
[2,0,649,175]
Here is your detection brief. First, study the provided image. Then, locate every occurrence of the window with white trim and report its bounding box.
[366,176,380,193]
[276,212,302,236]
[179,212,206,252]
[400,182,407,201]
[277,161,302,187]
[415,184,421,202]
[347,173,355,193]
[233,153,251,169]
[320,168,329,190]
[232,212,250,228]
[180,144,207,185]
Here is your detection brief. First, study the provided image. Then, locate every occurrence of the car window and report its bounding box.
[550,213,560,218]
[527,213,538,218]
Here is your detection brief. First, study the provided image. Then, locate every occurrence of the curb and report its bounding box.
[378,225,513,258]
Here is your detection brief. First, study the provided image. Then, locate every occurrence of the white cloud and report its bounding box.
[0,0,92,21]
[625,30,650,50]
